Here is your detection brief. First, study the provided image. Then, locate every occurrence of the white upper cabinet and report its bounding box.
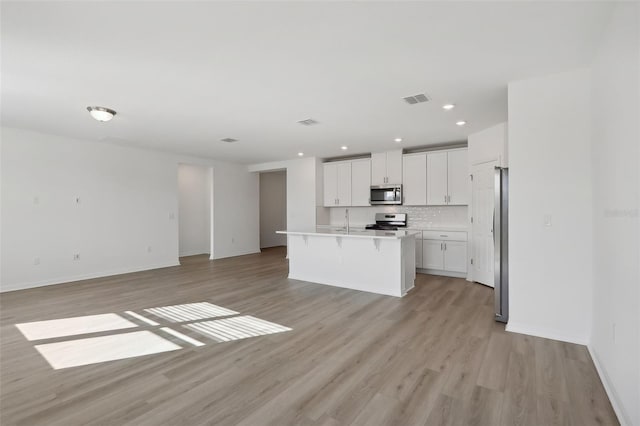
[351,159,371,206]
[385,150,403,184]
[323,159,367,207]
[336,162,352,206]
[427,151,449,205]
[323,163,338,207]
[427,148,469,205]
[447,149,469,205]
[370,152,387,185]
[371,150,402,185]
[402,153,427,206]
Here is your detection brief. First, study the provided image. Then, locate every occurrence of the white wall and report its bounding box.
[507,68,593,344]
[589,4,639,425]
[1,127,180,291]
[468,122,508,167]
[249,157,323,231]
[259,171,287,248]
[1,127,260,291]
[178,164,211,256]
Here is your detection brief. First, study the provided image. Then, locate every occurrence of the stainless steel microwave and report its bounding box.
[370,184,402,205]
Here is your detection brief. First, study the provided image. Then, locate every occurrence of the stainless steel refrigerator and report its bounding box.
[494,167,509,323]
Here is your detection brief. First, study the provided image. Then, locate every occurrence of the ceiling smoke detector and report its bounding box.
[221,138,238,143]
[402,93,430,105]
[297,118,318,126]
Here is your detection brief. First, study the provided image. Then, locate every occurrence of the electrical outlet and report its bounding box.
[73,253,80,261]
[231,237,235,244]
[147,246,152,253]
[543,214,552,227]
[34,257,40,265]
[75,196,81,204]
[168,213,175,220]
[33,196,39,205]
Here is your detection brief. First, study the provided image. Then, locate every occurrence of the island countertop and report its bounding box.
[276,228,420,240]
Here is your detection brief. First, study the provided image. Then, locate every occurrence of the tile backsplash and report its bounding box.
[325,205,468,229]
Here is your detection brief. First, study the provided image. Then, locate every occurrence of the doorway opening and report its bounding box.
[259,170,287,249]
[177,164,213,259]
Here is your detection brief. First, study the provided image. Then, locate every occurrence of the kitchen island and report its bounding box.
[276,228,417,297]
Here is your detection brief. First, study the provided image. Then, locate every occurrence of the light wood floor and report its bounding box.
[1,247,618,426]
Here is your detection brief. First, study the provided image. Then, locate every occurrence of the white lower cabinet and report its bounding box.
[442,241,467,273]
[419,231,468,277]
[422,240,444,270]
[415,234,423,268]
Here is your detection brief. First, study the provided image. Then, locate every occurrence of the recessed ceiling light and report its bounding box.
[442,104,455,110]
[456,121,467,126]
[394,138,402,143]
[298,152,304,157]
[87,106,116,122]
[341,146,348,150]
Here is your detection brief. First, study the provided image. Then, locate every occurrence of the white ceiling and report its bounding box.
[1,1,613,164]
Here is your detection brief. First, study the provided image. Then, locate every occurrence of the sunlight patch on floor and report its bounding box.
[15,302,291,369]
[15,313,138,341]
[144,302,238,322]
[34,330,181,369]
[184,315,292,342]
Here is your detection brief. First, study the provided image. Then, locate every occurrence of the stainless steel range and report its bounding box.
[365,213,407,231]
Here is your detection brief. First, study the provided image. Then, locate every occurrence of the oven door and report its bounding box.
[370,185,402,205]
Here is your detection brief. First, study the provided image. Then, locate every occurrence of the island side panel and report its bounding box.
[287,234,404,297]
[401,235,416,295]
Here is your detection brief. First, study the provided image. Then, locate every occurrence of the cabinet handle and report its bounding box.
[444,195,446,204]
[444,243,447,250]
[440,242,443,250]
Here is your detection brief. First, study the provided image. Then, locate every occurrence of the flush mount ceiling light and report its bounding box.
[298,152,304,157]
[442,104,456,110]
[87,106,116,122]
[456,120,467,126]
[394,138,403,143]
[341,146,348,150]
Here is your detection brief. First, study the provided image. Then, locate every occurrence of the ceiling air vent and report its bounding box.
[403,93,430,105]
[221,138,238,143]
[297,118,318,126]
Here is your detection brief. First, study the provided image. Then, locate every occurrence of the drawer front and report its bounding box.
[421,230,467,241]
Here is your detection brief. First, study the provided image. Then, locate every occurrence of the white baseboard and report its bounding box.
[211,249,261,260]
[587,345,630,426]
[0,261,180,293]
[417,268,467,279]
[179,250,210,257]
[505,321,589,345]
